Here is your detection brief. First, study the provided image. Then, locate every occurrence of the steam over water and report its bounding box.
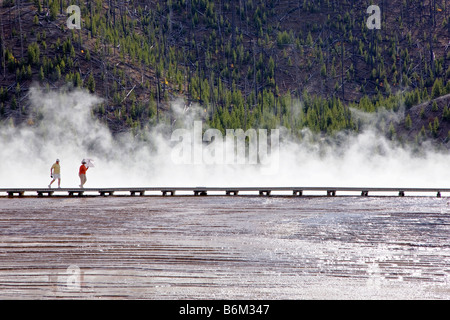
[0,86,449,189]
[0,88,449,299]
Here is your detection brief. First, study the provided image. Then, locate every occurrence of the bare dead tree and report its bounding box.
[1,9,6,79]
[16,0,24,61]
[429,0,435,73]
[341,39,345,100]
[231,0,236,48]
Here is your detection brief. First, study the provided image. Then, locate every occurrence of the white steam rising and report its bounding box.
[0,86,449,189]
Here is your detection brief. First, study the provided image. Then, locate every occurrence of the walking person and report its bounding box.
[49,159,61,188]
[79,159,88,188]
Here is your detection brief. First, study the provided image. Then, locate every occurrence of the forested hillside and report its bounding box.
[1,0,449,145]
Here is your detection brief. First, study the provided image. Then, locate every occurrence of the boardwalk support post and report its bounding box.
[130,191,145,196]
[99,191,114,197]
[68,191,84,197]
[259,190,271,196]
[327,190,336,196]
[7,191,24,198]
[37,191,54,197]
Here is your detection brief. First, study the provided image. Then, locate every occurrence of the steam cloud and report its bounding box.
[0,86,449,190]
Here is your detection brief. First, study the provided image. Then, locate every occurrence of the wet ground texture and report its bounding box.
[0,196,449,299]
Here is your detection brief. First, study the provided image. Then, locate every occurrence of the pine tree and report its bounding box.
[86,73,95,93]
[419,107,426,119]
[433,117,440,136]
[74,72,82,87]
[54,65,61,80]
[405,114,412,129]
[49,0,59,21]
[432,100,438,112]
[443,106,450,122]
[11,96,17,110]
[431,78,443,98]
[388,122,396,140]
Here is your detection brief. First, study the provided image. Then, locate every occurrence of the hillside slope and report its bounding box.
[0,0,449,144]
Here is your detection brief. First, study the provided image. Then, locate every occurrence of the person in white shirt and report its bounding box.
[49,159,61,188]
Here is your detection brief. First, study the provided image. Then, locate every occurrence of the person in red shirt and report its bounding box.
[79,159,88,188]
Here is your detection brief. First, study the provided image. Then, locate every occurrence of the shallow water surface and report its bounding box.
[0,196,449,299]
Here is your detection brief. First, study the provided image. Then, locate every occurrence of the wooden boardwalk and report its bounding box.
[0,187,449,198]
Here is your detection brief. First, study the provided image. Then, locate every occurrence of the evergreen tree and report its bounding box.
[405,114,412,129]
[86,73,95,93]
